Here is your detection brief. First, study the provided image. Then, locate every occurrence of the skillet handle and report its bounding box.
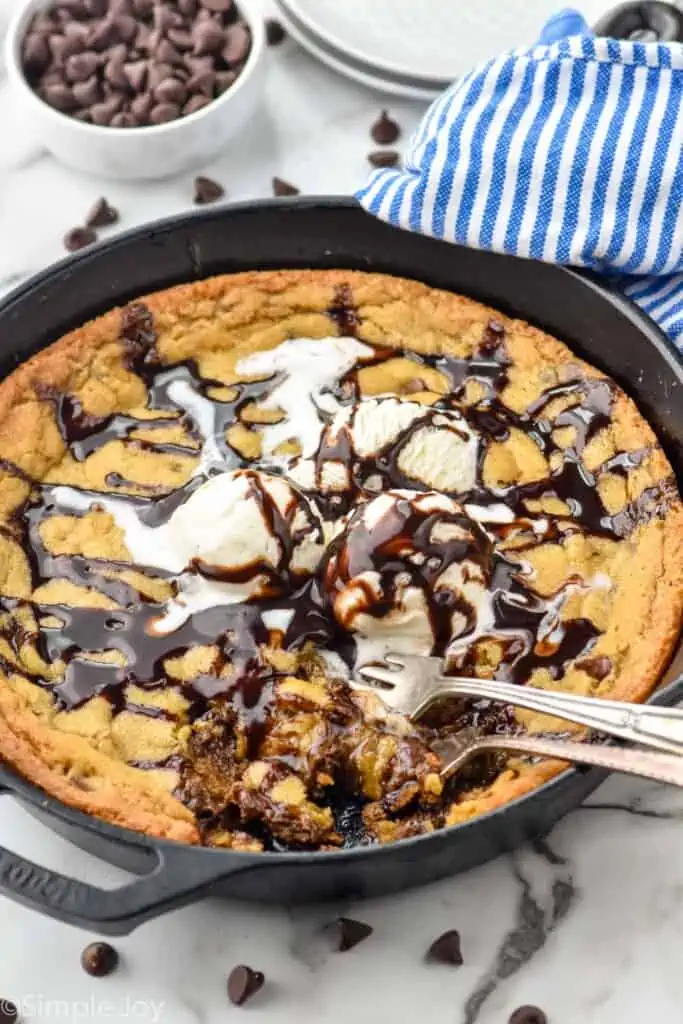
[594,1,683,41]
[0,791,260,935]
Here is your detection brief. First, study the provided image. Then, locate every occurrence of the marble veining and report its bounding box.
[1,1,682,1022]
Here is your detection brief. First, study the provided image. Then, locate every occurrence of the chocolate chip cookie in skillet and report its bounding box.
[0,269,680,852]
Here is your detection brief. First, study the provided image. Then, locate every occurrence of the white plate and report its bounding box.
[283,0,615,84]
[274,0,447,100]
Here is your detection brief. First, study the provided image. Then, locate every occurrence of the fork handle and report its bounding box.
[418,677,683,757]
[439,733,683,787]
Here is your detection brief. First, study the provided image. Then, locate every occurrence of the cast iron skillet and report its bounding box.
[0,198,682,935]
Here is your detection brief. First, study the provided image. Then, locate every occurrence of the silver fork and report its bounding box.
[357,653,683,757]
[431,727,683,787]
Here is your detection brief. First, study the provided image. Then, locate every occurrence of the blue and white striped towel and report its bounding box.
[356,9,683,350]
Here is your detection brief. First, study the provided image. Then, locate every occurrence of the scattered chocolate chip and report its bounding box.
[0,1001,18,1024]
[86,197,119,228]
[508,1007,548,1024]
[368,148,400,168]
[194,175,225,204]
[324,916,373,952]
[426,930,463,965]
[265,18,286,45]
[371,109,400,145]
[227,965,264,1006]
[272,176,300,197]
[81,941,119,976]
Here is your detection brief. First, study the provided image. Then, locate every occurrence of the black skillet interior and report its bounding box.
[0,198,682,934]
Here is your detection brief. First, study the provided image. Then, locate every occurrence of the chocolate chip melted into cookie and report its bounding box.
[0,294,676,848]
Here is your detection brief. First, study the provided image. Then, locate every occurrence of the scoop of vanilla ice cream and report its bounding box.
[168,469,324,599]
[289,397,479,502]
[324,489,491,655]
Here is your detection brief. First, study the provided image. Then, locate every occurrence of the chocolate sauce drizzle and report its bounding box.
[0,301,676,846]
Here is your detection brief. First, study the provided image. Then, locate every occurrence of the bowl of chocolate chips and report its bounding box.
[4,0,265,180]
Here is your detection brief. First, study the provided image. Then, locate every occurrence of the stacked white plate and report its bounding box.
[274,0,615,98]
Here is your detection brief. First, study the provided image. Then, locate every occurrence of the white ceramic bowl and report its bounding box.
[4,0,265,180]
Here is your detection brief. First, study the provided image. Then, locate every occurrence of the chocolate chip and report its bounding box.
[149,102,180,123]
[91,95,124,124]
[227,965,264,1006]
[147,62,174,90]
[113,14,138,43]
[23,33,51,75]
[371,109,400,145]
[426,930,463,965]
[194,175,225,204]
[157,38,184,66]
[86,197,119,228]
[184,94,211,115]
[110,111,136,127]
[81,941,119,976]
[201,0,234,10]
[178,0,198,14]
[130,92,153,121]
[185,54,214,74]
[107,42,129,64]
[193,21,225,56]
[272,176,300,197]
[368,149,400,168]
[0,1001,18,1024]
[222,22,250,65]
[154,76,186,104]
[167,28,194,51]
[64,21,91,44]
[72,75,100,105]
[508,1007,548,1024]
[64,226,97,251]
[64,52,99,83]
[215,69,237,93]
[123,59,147,92]
[43,82,77,111]
[265,18,286,45]
[187,69,215,96]
[324,917,373,952]
[104,59,129,88]
[61,0,88,13]
[89,19,119,51]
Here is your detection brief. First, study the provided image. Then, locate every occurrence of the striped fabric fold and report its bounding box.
[356,12,683,350]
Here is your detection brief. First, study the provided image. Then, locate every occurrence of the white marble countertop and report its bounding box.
[1,2,683,1022]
